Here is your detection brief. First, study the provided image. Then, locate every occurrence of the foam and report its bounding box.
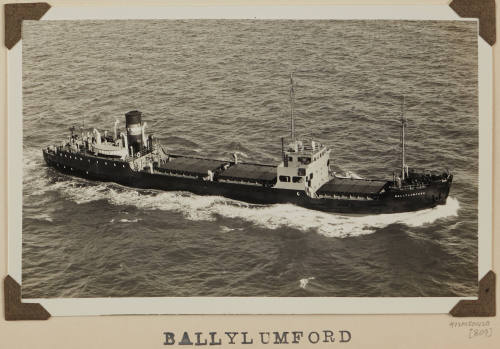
[220,226,236,233]
[118,218,141,223]
[299,277,315,289]
[26,213,53,222]
[47,179,460,238]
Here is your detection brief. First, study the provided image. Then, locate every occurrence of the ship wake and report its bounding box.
[32,179,460,238]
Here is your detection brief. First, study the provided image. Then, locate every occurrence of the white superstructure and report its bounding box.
[274,139,331,196]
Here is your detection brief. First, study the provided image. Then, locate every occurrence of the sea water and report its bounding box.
[21,20,478,297]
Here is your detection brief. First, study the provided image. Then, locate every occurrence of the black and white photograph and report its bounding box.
[21,18,479,299]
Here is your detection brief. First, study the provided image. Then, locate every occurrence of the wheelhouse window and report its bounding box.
[298,168,306,176]
[292,176,304,183]
[298,157,311,165]
[279,175,291,182]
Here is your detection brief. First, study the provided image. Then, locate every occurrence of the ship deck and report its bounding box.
[156,156,228,176]
[317,177,387,196]
[217,163,277,183]
[155,155,277,184]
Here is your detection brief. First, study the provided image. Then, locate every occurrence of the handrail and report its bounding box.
[389,184,428,191]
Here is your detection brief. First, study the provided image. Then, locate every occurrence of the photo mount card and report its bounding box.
[4,3,494,317]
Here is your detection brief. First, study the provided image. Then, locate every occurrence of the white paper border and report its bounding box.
[7,5,492,315]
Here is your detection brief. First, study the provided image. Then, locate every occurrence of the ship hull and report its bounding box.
[43,149,452,214]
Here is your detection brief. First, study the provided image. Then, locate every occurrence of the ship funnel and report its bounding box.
[125,110,143,154]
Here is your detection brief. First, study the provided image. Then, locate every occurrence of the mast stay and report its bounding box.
[289,72,296,142]
[400,95,407,181]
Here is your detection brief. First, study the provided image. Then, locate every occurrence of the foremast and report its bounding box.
[289,72,296,143]
[400,96,408,181]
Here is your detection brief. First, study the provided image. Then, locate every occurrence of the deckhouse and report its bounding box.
[275,139,331,195]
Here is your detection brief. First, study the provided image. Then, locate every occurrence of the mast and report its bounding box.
[281,136,285,161]
[400,96,407,181]
[289,72,296,142]
[81,113,85,139]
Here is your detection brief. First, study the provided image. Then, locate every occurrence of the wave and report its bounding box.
[220,226,240,233]
[119,218,141,223]
[215,197,460,238]
[110,218,141,223]
[299,277,315,289]
[25,213,53,222]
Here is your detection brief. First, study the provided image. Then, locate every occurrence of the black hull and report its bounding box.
[43,149,453,214]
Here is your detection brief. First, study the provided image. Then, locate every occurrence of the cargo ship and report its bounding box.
[42,75,452,214]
